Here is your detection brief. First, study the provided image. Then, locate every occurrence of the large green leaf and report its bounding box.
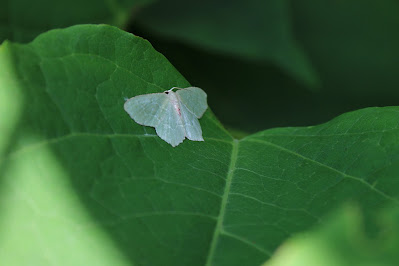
[1,25,399,265]
[134,0,319,89]
[0,0,153,43]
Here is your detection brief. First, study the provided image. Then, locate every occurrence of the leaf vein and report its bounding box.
[220,230,272,256]
[247,138,399,205]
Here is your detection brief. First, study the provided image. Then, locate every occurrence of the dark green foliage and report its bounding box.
[1,1,399,265]
[1,25,399,265]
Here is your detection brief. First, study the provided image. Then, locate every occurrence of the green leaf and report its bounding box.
[1,24,399,266]
[0,0,153,43]
[263,205,399,266]
[134,0,320,89]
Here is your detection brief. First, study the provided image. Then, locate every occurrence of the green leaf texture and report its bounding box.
[1,25,398,266]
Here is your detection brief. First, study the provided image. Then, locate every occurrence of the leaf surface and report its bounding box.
[1,25,399,266]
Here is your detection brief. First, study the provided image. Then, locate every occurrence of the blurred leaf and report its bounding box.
[0,0,153,43]
[1,25,399,266]
[263,205,399,266]
[134,0,319,89]
[291,0,399,97]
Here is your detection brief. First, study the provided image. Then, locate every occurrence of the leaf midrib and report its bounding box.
[205,139,239,266]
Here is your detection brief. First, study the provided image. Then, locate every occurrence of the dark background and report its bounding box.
[129,0,399,134]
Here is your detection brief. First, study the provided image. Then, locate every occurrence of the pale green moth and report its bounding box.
[124,87,208,147]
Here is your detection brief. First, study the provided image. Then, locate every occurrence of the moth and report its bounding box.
[124,87,208,147]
